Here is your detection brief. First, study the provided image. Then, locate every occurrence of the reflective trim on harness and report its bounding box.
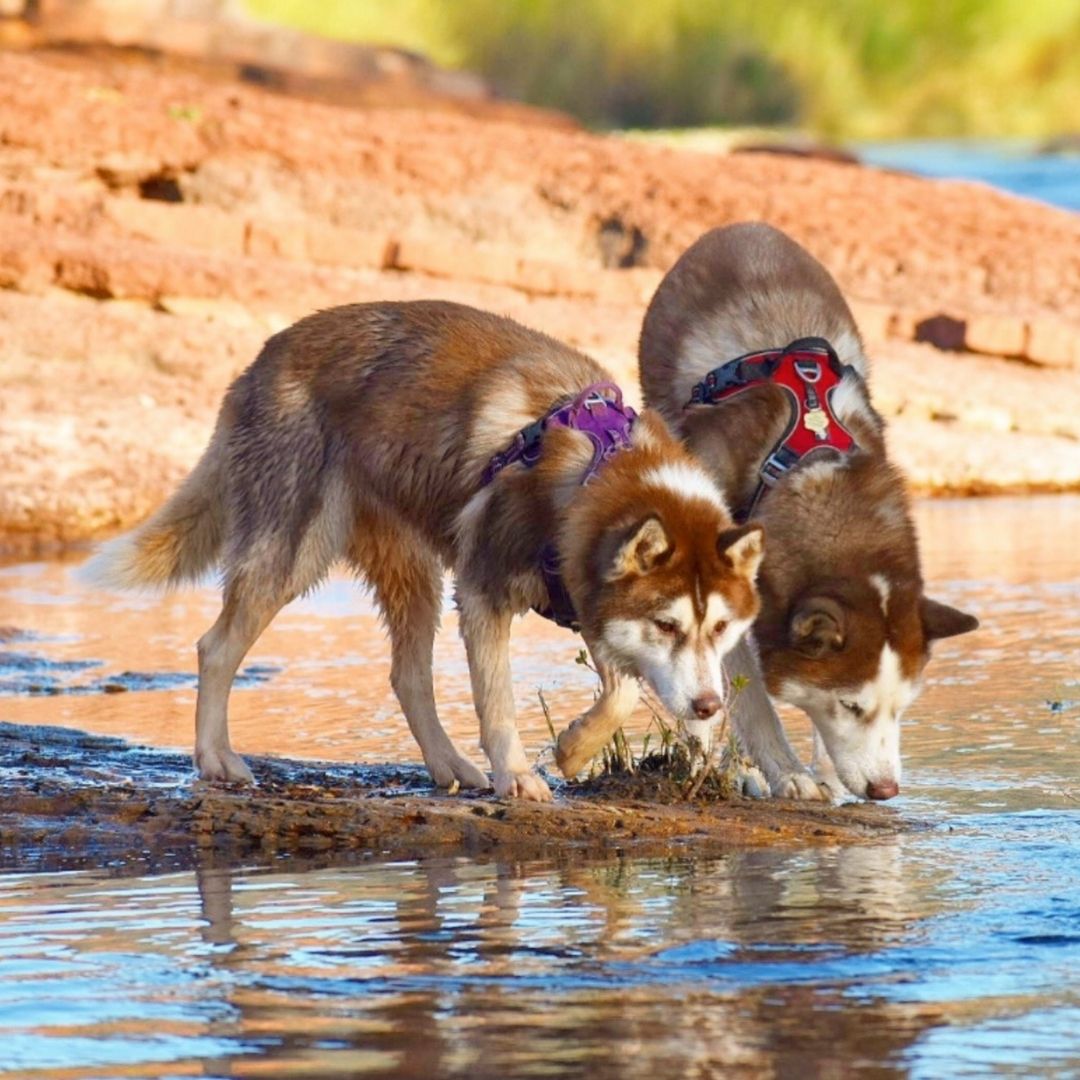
[479,382,638,630]
[687,337,861,521]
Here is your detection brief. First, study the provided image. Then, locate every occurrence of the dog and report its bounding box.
[85,300,765,801]
[635,223,978,801]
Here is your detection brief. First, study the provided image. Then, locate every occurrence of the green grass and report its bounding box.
[244,0,1080,139]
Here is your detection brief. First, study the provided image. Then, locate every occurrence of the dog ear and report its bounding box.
[718,523,764,581]
[790,596,846,658]
[606,516,671,579]
[921,597,979,641]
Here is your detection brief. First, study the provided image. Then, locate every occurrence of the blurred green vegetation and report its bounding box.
[245,0,1080,137]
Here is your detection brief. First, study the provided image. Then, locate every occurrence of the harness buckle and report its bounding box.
[794,358,822,383]
[760,448,797,486]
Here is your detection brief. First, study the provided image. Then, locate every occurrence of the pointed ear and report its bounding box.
[606,516,672,580]
[718,523,764,581]
[921,597,978,641]
[790,596,846,658]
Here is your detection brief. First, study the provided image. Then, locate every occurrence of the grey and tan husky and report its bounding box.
[634,223,978,801]
[86,300,765,800]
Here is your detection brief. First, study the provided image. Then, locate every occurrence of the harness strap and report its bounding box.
[479,382,638,630]
[687,337,861,522]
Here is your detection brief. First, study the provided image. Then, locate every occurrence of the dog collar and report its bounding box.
[480,382,638,630]
[687,337,861,522]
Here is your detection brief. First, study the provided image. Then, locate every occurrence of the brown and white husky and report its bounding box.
[85,300,764,801]
[636,223,978,801]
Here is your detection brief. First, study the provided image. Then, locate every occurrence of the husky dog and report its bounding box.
[86,301,764,801]
[636,223,978,801]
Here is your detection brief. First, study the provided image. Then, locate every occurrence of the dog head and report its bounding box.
[759,575,977,799]
[587,514,764,744]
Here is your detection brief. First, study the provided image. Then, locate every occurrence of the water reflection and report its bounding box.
[3,826,1075,1078]
[0,843,953,1078]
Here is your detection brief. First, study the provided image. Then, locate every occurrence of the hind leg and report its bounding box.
[351,525,488,790]
[194,580,288,782]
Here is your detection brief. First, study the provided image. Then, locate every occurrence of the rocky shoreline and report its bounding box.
[2,46,1080,556]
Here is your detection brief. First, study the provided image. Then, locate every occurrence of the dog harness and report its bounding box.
[687,336,860,521]
[480,382,638,630]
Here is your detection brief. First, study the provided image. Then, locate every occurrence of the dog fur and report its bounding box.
[638,223,978,801]
[85,300,765,801]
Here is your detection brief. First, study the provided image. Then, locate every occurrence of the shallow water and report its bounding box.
[1,496,1078,1077]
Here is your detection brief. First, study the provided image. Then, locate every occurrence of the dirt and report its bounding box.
[2,44,1080,556]
[0,720,903,875]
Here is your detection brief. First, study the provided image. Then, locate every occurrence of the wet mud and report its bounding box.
[0,721,902,876]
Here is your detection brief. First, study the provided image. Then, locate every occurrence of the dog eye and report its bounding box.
[840,699,865,718]
[653,618,680,636]
[713,620,728,636]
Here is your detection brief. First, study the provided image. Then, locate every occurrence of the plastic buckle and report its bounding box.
[794,358,822,383]
[760,451,793,486]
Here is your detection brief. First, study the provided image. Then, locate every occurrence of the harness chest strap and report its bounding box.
[479,382,638,630]
[687,337,860,521]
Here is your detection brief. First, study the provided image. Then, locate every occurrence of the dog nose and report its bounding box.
[691,693,722,719]
[866,779,900,800]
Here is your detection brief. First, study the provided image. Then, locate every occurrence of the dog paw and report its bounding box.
[494,770,553,802]
[195,747,254,784]
[737,764,769,799]
[428,753,489,791]
[814,774,847,802]
[773,770,832,801]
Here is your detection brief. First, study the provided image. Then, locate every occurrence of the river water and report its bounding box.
[1,496,1078,1077]
[858,140,1080,213]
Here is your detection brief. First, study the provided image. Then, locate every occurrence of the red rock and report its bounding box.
[1025,319,1079,368]
[393,237,465,279]
[0,216,55,292]
[305,224,396,270]
[106,199,245,255]
[244,219,308,261]
[848,300,894,344]
[964,313,1028,358]
[4,45,1080,554]
[914,314,966,352]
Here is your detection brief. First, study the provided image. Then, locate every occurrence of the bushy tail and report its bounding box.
[80,435,226,592]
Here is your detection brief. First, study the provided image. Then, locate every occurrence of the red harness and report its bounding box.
[686,337,860,521]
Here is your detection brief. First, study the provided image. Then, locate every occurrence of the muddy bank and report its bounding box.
[0,721,901,875]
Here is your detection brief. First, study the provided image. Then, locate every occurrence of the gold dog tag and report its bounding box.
[804,408,830,437]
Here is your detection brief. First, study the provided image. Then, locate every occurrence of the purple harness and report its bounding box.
[480,382,638,630]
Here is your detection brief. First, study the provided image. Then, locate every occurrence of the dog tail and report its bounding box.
[80,433,226,592]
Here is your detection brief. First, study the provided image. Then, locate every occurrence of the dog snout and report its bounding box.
[865,779,900,800]
[691,692,722,719]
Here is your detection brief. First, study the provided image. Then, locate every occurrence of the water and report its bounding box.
[858,139,1080,212]
[1,496,1079,1077]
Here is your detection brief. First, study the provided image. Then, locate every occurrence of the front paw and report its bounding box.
[554,719,618,779]
[426,751,489,791]
[772,770,833,801]
[814,773,847,802]
[194,746,254,784]
[494,769,553,802]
